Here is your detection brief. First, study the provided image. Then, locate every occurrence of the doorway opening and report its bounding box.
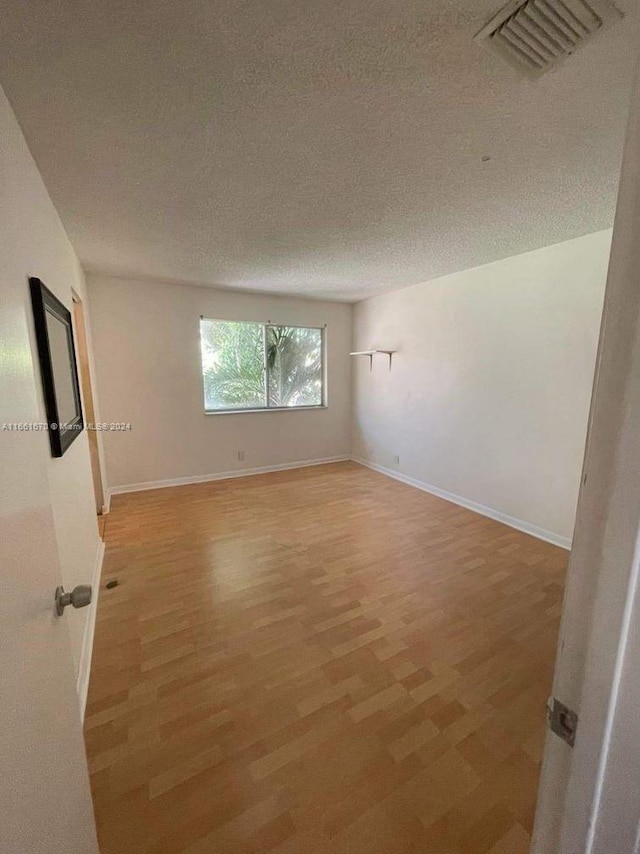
[72,292,105,532]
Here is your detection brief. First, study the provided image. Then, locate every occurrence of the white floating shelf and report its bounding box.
[350,349,397,371]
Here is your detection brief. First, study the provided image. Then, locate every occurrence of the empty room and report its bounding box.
[2,2,640,853]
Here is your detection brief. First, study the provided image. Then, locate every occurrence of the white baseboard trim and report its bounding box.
[77,538,105,720]
[106,455,351,500]
[351,456,572,550]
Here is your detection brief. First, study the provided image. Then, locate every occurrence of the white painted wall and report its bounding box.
[352,231,611,545]
[0,85,102,695]
[86,274,352,491]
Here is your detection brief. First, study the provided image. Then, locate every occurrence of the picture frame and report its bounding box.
[29,277,84,457]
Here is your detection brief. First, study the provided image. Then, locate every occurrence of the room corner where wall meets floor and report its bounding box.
[351,229,612,547]
[85,233,612,552]
[86,461,569,853]
[1,0,639,849]
[86,273,353,494]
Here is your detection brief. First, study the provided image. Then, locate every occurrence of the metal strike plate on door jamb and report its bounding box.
[547,697,578,747]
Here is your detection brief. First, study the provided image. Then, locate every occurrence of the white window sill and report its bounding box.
[205,405,328,416]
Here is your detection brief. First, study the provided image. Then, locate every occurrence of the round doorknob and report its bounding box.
[55,584,92,616]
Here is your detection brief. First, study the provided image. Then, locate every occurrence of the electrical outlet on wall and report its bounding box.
[237,450,245,462]
[393,455,400,465]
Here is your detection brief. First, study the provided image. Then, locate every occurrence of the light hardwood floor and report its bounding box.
[85,461,567,854]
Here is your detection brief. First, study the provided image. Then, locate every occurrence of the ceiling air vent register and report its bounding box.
[475,0,623,77]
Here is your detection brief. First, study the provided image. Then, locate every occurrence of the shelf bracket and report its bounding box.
[350,350,396,371]
[375,350,395,371]
[349,351,375,371]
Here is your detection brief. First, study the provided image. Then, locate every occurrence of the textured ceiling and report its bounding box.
[0,1,638,301]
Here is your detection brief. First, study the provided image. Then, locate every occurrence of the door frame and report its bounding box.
[532,53,640,853]
[71,290,105,516]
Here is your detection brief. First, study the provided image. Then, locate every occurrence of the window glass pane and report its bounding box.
[200,320,266,410]
[267,326,323,407]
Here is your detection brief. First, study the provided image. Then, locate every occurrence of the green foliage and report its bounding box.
[267,326,322,407]
[201,320,264,410]
[200,321,322,410]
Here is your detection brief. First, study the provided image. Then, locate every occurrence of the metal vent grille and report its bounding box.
[475,0,623,77]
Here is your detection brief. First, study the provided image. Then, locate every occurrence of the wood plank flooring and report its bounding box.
[85,461,567,854]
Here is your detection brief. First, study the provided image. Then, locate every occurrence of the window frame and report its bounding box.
[199,317,327,415]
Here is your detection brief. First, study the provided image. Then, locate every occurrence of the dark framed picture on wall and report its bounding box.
[29,277,84,457]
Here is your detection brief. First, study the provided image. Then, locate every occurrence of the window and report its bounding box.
[199,319,325,412]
